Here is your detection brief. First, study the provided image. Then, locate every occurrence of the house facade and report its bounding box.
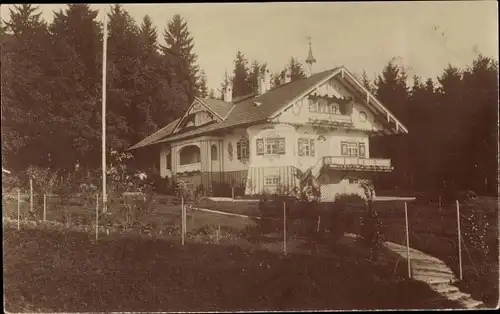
[130,64,407,201]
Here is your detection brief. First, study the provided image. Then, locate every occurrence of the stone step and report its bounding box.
[462,300,484,309]
[414,276,455,285]
[412,267,455,276]
[445,291,471,301]
[430,283,459,294]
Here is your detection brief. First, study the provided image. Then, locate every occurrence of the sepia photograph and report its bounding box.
[1,1,499,312]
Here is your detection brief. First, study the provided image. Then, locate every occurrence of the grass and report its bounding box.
[4,226,461,312]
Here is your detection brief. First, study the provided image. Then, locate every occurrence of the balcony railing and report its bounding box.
[177,162,201,174]
[307,114,353,127]
[323,156,393,172]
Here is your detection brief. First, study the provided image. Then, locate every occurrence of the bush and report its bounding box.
[359,201,385,261]
[332,193,366,210]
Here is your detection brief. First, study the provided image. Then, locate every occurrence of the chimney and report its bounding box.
[258,68,272,95]
[263,68,271,92]
[224,83,233,102]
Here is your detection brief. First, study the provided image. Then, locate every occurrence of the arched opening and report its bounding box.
[179,145,201,165]
[211,144,218,161]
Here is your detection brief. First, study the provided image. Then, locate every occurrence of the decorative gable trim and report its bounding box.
[267,66,408,135]
[173,97,223,133]
[339,68,408,134]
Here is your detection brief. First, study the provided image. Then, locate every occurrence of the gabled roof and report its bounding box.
[128,118,180,150]
[198,98,234,119]
[129,66,408,149]
[152,68,339,144]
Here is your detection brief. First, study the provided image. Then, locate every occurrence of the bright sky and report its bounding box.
[1,2,498,92]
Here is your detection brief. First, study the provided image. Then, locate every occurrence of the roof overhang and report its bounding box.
[268,66,408,136]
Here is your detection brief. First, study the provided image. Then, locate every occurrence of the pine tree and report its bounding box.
[232,51,251,98]
[48,4,104,170]
[288,57,306,81]
[162,14,200,101]
[1,4,56,170]
[372,60,411,189]
[218,69,231,100]
[208,89,216,99]
[198,69,209,98]
[247,60,261,93]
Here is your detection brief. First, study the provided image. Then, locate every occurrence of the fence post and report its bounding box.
[95,193,99,241]
[17,189,21,230]
[232,187,235,202]
[216,225,220,244]
[181,197,185,246]
[456,200,463,280]
[404,201,411,278]
[30,178,33,214]
[43,193,47,222]
[283,201,287,255]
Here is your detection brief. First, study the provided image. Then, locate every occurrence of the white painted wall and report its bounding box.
[273,76,383,133]
[220,129,249,172]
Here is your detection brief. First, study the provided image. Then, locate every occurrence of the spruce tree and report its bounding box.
[162,14,200,101]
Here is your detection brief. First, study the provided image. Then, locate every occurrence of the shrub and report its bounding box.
[331,193,366,212]
[359,200,385,262]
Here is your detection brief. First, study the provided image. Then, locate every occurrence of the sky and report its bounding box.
[1,2,498,93]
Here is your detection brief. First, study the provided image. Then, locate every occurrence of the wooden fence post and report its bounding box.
[456,200,463,280]
[405,201,411,278]
[30,178,33,215]
[95,193,99,241]
[43,193,47,221]
[283,201,287,255]
[181,197,185,246]
[17,189,21,230]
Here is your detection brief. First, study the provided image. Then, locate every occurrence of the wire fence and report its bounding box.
[3,184,498,305]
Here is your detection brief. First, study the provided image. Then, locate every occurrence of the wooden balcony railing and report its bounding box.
[323,156,393,172]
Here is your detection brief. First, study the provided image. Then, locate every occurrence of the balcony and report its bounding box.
[323,156,393,172]
[307,114,353,128]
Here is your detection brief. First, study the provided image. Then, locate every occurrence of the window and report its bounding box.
[236,137,250,160]
[298,138,316,157]
[341,142,366,157]
[308,99,317,112]
[256,138,285,155]
[166,152,171,170]
[265,176,280,186]
[211,144,218,161]
[308,98,340,114]
[359,143,366,157]
[179,145,201,165]
[194,111,212,126]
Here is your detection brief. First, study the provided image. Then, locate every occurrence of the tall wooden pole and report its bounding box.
[404,202,411,278]
[102,11,108,213]
[456,200,463,280]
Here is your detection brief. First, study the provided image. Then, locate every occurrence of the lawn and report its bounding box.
[3,226,460,312]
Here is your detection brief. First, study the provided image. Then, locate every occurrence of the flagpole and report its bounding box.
[102,11,108,213]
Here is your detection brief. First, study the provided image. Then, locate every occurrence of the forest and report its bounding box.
[1,4,498,196]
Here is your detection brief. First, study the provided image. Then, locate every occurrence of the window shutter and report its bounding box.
[236,141,241,160]
[359,143,366,157]
[278,138,286,154]
[298,139,304,156]
[341,142,348,156]
[245,140,250,158]
[256,139,264,155]
[310,139,316,156]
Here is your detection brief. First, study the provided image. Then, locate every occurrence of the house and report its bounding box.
[130,47,408,201]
